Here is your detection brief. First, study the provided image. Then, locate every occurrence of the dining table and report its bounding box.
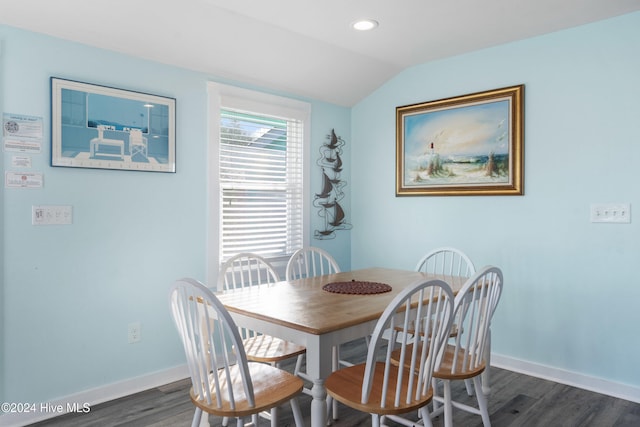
[215,267,469,427]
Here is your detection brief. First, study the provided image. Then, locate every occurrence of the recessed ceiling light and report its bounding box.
[352,19,378,31]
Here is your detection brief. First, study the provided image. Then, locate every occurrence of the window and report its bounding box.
[208,83,310,282]
[61,89,86,126]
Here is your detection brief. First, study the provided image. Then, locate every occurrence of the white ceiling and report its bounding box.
[1,0,639,106]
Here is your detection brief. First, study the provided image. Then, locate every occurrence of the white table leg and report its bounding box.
[310,378,328,427]
[304,335,333,427]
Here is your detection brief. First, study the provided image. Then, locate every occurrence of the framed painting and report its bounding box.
[51,77,176,172]
[396,85,523,196]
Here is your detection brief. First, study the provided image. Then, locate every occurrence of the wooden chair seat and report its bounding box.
[391,343,485,381]
[326,362,434,416]
[243,335,307,363]
[394,323,460,338]
[190,362,304,418]
[390,342,424,368]
[434,344,486,380]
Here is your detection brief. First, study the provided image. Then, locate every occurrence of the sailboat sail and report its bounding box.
[333,153,342,173]
[316,170,333,198]
[327,129,339,149]
[329,201,345,227]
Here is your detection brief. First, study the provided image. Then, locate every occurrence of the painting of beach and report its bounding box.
[396,85,523,196]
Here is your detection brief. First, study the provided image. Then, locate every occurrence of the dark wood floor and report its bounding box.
[29,339,640,427]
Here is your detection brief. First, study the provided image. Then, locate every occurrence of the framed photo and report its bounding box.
[51,77,176,172]
[396,85,523,196]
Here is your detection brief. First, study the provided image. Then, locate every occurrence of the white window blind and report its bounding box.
[219,108,304,262]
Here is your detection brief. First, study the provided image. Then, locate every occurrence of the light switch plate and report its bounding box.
[32,205,73,225]
[590,203,630,223]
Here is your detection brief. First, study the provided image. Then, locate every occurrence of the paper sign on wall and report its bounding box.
[3,113,43,153]
[5,172,44,188]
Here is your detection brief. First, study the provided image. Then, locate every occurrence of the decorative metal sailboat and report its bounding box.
[328,151,342,172]
[328,199,346,227]
[314,129,351,239]
[316,169,334,199]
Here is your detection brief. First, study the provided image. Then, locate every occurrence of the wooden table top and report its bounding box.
[216,267,467,335]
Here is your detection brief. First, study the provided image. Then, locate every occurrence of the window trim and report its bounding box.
[207,82,310,286]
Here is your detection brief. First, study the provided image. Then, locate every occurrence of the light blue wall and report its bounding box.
[0,25,350,404]
[351,12,640,390]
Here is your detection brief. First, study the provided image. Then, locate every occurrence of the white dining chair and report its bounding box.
[218,253,307,366]
[169,278,305,427]
[325,278,455,427]
[430,266,503,427]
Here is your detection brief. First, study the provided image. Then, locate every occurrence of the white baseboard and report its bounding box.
[491,353,640,404]
[0,364,189,427]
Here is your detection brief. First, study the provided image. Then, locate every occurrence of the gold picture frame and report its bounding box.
[396,85,524,196]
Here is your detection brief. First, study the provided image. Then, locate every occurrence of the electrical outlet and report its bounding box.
[128,322,141,344]
[590,203,631,223]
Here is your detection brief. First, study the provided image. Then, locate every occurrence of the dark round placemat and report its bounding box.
[322,280,392,295]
